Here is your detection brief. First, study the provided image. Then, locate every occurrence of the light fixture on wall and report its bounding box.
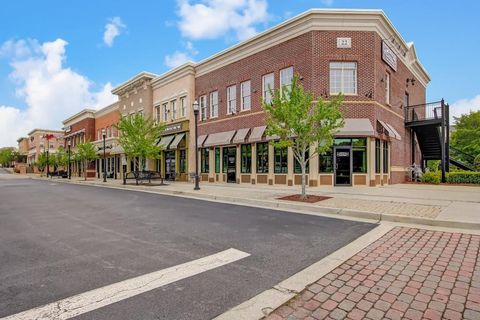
[406,78,416,87]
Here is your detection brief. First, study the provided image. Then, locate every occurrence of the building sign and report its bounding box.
[164,123,182,133]
[382,40,397,71]
[337,37,351,48]
[64,125,72,133]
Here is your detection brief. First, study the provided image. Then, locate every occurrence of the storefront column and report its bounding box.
[309,143,319,187]
[369,138,376,186]
[251,143,257,184]
[287,146,294,185]
[268,143,274,185]
[236,145,241,184]
[209,148,215,182]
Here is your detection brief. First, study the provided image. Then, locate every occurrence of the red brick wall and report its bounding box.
[95,110,120,140]
[64,117,96,146]
[196,30,427,183]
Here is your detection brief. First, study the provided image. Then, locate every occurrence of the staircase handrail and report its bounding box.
[405,100,444,123]
[449,146,476,162]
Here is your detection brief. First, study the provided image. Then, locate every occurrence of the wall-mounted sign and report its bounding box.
[164,123,182,133]
[382,40,397,71]
[337,37,352,48]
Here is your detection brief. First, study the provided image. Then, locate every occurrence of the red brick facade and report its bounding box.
[195,30,427,185]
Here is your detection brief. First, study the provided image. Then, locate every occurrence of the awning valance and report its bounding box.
[203,130,236,147]
[232,128,250,144]
[169,133,185,149]
[378,120,401,140]
[336,119,375,137]
[157,135,175,149]
[248,126,266,142]
[197,135,208,147]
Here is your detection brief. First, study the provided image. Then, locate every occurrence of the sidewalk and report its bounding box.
[28,174,480,230]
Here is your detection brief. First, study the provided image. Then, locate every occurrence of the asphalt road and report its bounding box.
[0,176,375,320]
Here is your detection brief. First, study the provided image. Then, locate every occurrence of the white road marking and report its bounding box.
[2,248,250,320]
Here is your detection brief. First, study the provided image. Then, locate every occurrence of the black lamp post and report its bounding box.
[67,140,71,179]
[102,129,107,182]
[192,100,200,190]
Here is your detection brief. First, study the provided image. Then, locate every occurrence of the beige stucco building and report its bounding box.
[27,129,64,172]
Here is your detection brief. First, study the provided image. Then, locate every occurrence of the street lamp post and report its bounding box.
[102,129,107,182]
[192,101,200,190]
[67,140,71,179]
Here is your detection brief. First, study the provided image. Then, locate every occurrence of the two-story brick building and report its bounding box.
[193,9,429,187]
[26,129,64,173]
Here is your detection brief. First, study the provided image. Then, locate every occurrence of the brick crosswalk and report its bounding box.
[266,227,480,320]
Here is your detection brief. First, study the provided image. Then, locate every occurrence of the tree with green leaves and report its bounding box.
[36,151,54,175]
[451,110,480,162]
[262,75,345,199]
[53,146,68,172]
[116,113,165,171]
[0,147,15,167]
[76,141,98,180]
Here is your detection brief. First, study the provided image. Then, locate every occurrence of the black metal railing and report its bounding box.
[404,100,444,123]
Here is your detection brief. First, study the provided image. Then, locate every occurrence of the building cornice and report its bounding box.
[151,62,196,89]
[111,71,158,96]
[194,9,430,87]
[62,109,96,126]
[94,101,119,118]
[27,129,64,136]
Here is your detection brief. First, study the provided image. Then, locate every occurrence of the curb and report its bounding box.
[29,176,480,230]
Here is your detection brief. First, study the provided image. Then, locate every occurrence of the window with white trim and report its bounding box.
[227,85,237,114]
[200,95,207,121]
[241,81,251,111]
[385,73,391,105]
[329,62,357,95]
[262,73,274,104]
[162,103,168,122]
[171,100,176,120]
[210,91,218,118]
[180,96,186,117]
[280,67,293,97]
[155,105,161,123]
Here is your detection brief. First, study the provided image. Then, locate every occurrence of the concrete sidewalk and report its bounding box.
[25,174,480,230]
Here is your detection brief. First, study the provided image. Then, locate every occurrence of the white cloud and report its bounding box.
[0,38,117,147]
[103,17,126,47]
[164,41,198,69]
[177,0,269,41]
[450,95,480,123]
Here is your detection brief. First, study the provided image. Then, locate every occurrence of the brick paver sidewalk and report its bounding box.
[266,227,480,320]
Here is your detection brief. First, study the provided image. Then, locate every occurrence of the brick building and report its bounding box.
[93,102,121,179]
[26,129,64,173]
[62,109,96,177]
[193,9,429,186]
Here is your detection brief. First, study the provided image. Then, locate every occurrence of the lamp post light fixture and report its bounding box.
[67,140,71,179]
[102,128,107,182]
[192,100,200,190]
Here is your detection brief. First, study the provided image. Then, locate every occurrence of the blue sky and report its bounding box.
[0,0,479,146]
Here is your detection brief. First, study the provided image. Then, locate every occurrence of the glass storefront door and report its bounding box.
[334,147,352,186]
[224,147,236,183]
[164,151,176,181]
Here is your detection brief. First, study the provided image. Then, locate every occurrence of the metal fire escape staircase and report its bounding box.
[404,100,475,182]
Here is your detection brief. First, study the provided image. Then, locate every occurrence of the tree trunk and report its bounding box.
[84,160,87,180]
[301,160,307,199]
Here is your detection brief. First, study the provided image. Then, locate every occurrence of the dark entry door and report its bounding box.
[164,151,176,181]
[334,147,351,186]
[226,147,236,183]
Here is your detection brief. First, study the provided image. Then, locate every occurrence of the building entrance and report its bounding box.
[224,147,236,183]
[164,151,176,181]
[334,147,352,186]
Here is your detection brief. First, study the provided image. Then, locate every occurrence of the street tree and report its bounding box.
[116,113,165,171]
[262,75,344,199]
[54,146,68,172]
[0,147,15,167]
[36,152,54,175]
[451,110,480,161]
[76,141,98,180]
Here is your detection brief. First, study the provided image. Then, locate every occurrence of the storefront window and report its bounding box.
[353,147,367,173]
[215,147,220,173]
[383,141,389,173]
[294,150,309,173]
[334,138,352,146]
[256,142,269,173]
[319,151,333,173]
[222,147,227,173]
[241,144,252,173]
[201,148,209,173]
[179,150,186,173]
[375,139,381,174]
[274,146,288,174]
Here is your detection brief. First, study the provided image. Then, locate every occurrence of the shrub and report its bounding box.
[447,171,480,184]
[475,155,480,171]
[421,172,441,184]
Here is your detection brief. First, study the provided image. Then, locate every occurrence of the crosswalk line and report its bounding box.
[1,248,250,320]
